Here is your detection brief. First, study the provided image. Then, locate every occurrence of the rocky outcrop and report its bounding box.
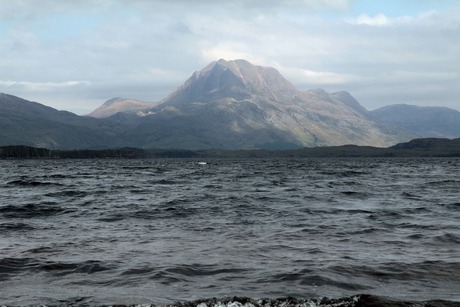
[88,97,158,118]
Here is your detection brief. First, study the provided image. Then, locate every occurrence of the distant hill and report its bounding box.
[371,104,460,138]
[391,137,460,150]
[88,97,158,118]
[0,93,120,149]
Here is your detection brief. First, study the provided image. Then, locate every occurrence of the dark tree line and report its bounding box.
[0,145,50,158]
[0,146,199,159]
[1,138,460,159]
[53,148,146,158]
[0,146,146,159]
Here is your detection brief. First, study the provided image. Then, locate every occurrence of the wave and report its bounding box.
[7,179,63,187]
[0,222,35,232]
[27,295,459,307]
[167,295,460,307]
[0,257,116,279]
[0,203,75,218]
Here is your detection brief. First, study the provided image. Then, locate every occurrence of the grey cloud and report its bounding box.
[0,0,459,114]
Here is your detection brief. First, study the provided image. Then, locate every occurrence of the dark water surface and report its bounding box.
[1,158,459,306]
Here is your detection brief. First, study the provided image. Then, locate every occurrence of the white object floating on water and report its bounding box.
[197,161,207,165]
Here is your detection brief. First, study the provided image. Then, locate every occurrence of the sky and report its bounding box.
[0,0,459,114]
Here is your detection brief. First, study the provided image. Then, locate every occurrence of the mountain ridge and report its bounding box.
[371,104,460,138]
[88,97,158,118]
[1,59,458,149]
[128,59,405,149]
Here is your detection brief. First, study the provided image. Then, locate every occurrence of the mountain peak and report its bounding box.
[200,59,255,73]
[88,97,157,118]
[102,97,126,106]
[163,59,298,104]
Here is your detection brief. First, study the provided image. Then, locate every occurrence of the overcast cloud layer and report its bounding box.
[1,0,459,114]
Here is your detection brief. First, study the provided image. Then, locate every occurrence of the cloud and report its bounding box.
[346,13,392,26]
[0,80,91,92]
[389,70,460,82]
[1,0,460,113]
[344,11,440,27]
[8,29,41,52]
[280,67,359,86]
[201,42,263,65]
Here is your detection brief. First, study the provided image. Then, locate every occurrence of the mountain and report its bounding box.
[118,59,405,149]
[371,104,460,138]
[4,59,448,150]
[0,93,121,149]
[88,97,158,118]
[161,59,298,105]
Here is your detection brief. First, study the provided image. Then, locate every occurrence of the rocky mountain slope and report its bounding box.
[88,97,158,118]
[0,93,121,149]
[118,59,406,149]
